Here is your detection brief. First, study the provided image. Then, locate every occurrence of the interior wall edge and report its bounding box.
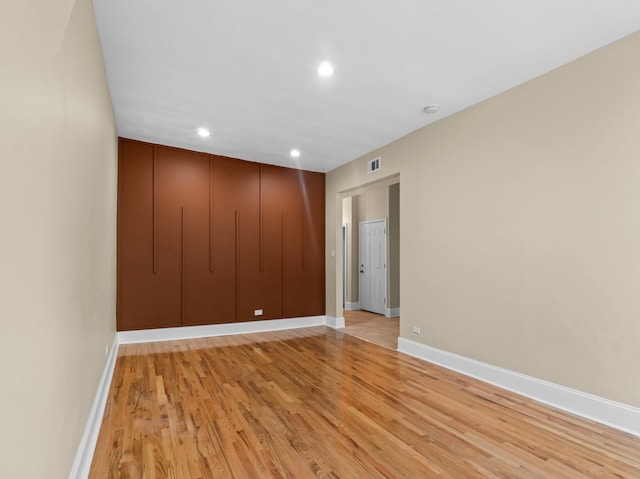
[325,316,346,329]
[385,307,400,318]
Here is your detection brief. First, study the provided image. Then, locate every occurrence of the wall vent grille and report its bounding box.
[367,156,381,174]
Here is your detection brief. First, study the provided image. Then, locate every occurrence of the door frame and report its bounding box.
[342,224,347,309]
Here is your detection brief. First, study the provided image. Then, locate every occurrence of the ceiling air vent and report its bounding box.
[367,156,381,174]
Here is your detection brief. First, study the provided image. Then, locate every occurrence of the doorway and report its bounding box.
[341,178,400,349]
[359,219,387,315]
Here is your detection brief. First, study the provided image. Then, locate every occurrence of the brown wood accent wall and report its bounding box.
[117,138,325,331]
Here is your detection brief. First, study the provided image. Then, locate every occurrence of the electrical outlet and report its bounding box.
[412,326,421,334]
[254,309,263,316]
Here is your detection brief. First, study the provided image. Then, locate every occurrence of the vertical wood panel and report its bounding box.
[209,156,213,272]
[117,140,181,330]
[279,169,325,317]
[260,165,292,319]
[152,145,157,274]
[235,209,239,321]
[153,147,192,327]
[259,164,264,272]
[302,210,307,271]
[233,161,262,321]
[182,152,227,326]
[211,157,259,323]
[180,206,184,324]
[302,170,326,316]
[115,140,123,325]
[282,212,286,316]
[281,169,305,317]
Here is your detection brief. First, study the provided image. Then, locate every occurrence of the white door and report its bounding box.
[359,219,387,315]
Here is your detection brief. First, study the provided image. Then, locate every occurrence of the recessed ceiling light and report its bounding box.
[423,105,439,114]
[317,61,334,77]
[290,149,301,158]
[197,127,210,137]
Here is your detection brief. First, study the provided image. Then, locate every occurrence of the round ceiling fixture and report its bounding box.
[317,61,335,77]
[423,105,439,114]
[290,149,301,158]
[197,127,210,137]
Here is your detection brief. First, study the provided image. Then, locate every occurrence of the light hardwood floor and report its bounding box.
[90,326,640,478]
[343,309,399,350]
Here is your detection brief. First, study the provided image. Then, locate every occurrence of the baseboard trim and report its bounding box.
[397,338,640,438]
[68,335,119,479]
[345,301,360,311]
[385,307,400,318]
[326,316,345,329]
[118,315,329,344]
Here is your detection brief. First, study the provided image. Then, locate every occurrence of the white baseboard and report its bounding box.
[397,338,640,438]
[118,315,329,344]
[345,301,360,310]
[385,307,400,318]
[68,335,119,479]
[326,316,345,329]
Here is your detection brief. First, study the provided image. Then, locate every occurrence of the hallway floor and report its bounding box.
[342,309,399,350]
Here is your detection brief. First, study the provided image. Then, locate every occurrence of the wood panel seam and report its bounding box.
[259,164,264,272]
[181,206,185,325]
[282,211,286,317]
[152,145,157,274]
[235,209,239,322]
[209,155,214,273]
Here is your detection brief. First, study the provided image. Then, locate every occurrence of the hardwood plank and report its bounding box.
[90,327,640,478]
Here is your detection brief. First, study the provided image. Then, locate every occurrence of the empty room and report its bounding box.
[3,1,640,478]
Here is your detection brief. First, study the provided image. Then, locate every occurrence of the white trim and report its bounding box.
[68,335,119,479]
[345,301,360,310]
[118,316,327,344]
[326,316,345,329]
[385,307,400,318]
[397,338,640,438]
[342,224,348,309]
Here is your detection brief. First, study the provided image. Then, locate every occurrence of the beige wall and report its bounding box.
[326,31,640,407]
[0,1,117,477]
[355,185,389,224]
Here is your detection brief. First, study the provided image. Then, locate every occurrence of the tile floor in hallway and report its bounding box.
[342,309,399,350]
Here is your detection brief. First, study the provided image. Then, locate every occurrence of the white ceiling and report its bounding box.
[93,0,640,173]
